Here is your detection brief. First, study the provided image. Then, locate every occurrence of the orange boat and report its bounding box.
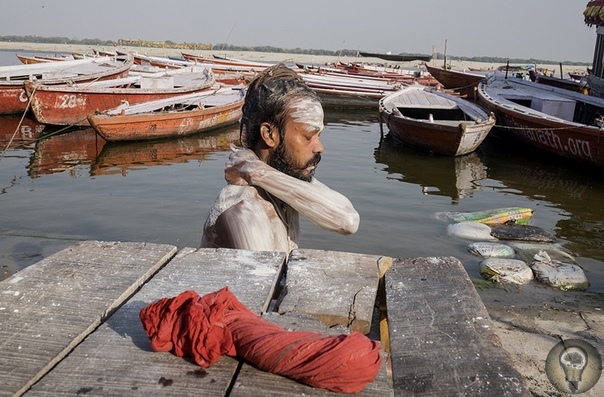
[16,54,74,64]
[0,56,133,115]
[88,85,245,142]
[25,68,216,126]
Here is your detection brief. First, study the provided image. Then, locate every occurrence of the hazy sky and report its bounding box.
[1,1,597,62]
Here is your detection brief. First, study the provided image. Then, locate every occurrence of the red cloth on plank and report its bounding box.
[139,287,382,393]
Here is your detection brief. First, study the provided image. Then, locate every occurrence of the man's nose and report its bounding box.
[313,138,324,154]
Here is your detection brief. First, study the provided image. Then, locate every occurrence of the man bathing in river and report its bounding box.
[201,63,359,253]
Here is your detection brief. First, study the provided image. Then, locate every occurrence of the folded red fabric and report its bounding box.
[140,287,382,393]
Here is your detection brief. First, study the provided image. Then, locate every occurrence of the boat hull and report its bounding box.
[381,112,494,156]
[379,85,495,156]
[25,72,214,126]
[88,98,243,142]
[425,64,485,100]
[477,74,604,167]
[0,58,132,115]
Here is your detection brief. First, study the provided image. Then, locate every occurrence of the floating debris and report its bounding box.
[436,207,533,225]
[531,251,589,291]
[447,222,495,241]
[479,258,534,285]
[467,242,515,258]
[508,242,575,264]
[447,222,496,241]
[490,224,556,242]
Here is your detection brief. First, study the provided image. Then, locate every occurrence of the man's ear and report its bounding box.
[260,123,278,148]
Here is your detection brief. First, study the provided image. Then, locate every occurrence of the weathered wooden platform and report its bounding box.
[0,241,529,396]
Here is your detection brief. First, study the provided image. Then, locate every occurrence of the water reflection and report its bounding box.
[0,114,47,151]
[324,109,379,126]
[374,133,487,203]
[91,125,240,176]
[18,110,373,179]
[25,124,241,178]
[481,144,604,261]
[29,128,105,177]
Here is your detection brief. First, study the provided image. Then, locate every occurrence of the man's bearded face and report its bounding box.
[268,139,321,182]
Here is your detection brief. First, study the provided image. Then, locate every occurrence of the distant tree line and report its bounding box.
[434,53,590,67]
[0,35,115,46]
[0,35,590,66]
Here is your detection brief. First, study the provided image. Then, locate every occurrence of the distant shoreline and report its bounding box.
[0,41,590,76]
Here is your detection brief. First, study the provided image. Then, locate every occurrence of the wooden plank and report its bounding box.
[230,312,391,396]
[0,240,177,397]
[278,249,383,334]
[385,256,529,396]
[25,248,286,397]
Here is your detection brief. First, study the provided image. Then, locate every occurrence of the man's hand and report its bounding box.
[225,148,260,186]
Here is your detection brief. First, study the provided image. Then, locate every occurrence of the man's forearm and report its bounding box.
[248,161,360,235]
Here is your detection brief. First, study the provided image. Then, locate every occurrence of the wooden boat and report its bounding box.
[25,68,216,126]
[132,53,194,69]
[333,62,439,86]
[535,74,589,94]
[87,86,245,142]
[568,72,587,81]
[0,56,133,115]
[379,83,495,155]
[477,72,604,168]
[181,53,275,71]
[424,64,486,99]
[300,71,404,108]
[95,49,128,58]
[16,54,74,64]
[358,51,432,62]
[15,54,53,64]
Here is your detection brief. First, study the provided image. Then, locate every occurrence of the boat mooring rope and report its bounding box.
[0,86,38,161]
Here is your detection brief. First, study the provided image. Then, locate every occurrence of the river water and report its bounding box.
[0,50,603,305]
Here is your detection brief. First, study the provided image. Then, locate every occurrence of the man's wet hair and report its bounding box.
[240,63,320,148]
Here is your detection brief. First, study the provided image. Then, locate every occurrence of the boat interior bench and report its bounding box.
[397,106,469,121]
[0,241,528,396]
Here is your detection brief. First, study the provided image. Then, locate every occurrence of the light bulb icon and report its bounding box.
[546,339,602,394]
[559,346,587,392]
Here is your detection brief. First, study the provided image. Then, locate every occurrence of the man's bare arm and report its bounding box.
[226,149,359,235]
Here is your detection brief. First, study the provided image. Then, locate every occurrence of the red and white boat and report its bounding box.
[181,52,275,71]
[25,67,216,126]
[0,56,133,115]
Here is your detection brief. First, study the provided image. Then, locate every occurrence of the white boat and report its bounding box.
[379,83,495,155]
